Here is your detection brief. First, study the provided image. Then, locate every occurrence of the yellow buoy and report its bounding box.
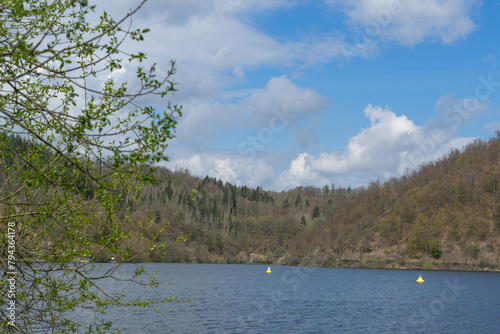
[416,274,424,283]
[266,267,272,273]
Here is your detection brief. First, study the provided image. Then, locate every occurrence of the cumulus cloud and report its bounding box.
[171,154,275,188]
[174,76,328,149]
[84,1,487,191]
[93,0,351,106]
[327,0,480,46]
[311,104,418,174]
[278,97,487,189]
[277,153,331,189]
[165,95,487,191]
[239,76,329,124]
[90,0,481,109]
[92,0,480,115]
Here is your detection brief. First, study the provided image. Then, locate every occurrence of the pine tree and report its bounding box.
[312,205,321,218]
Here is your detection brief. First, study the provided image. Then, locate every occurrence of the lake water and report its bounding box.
[68,263,499,333]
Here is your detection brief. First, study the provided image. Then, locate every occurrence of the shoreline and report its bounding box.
[131,256,500,272]
[311,258,500,272]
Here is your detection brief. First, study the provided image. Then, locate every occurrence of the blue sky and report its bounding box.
[104,0,500,190]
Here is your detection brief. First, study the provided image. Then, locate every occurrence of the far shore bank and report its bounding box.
[111,256,500,272]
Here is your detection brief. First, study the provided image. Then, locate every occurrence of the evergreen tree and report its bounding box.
[312,205,321,218]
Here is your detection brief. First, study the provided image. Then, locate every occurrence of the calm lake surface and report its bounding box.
[69,263,499,333]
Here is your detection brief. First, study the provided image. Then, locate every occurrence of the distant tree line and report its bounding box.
[4,133,499,268]
[122,137,499,268]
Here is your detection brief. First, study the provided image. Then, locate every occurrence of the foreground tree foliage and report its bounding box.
[0,0,189,332]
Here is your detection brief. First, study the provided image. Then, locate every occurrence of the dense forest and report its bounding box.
[120,136,500,271]
[3,134,499,271]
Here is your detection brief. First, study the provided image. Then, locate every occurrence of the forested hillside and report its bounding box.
[122,137,500,271]
[3,134,499,270]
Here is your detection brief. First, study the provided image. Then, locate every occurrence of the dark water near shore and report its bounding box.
[69,263,499,333]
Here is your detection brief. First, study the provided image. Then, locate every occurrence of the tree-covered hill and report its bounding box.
[4,134,499,270]
[124,136,500,271]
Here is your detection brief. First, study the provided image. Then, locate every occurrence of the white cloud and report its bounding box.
[311,104,418,174]
[171,154,275,188]
[277,153,331,189]
[88,0,481,111]
[94,0,351,106]
[165,95,487,191]
[327,106,410,172]
[327,0,480,46]
[240,76,328,124]
[83,1,488,191]
[278,97,487,189]
[174,76,328,149]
